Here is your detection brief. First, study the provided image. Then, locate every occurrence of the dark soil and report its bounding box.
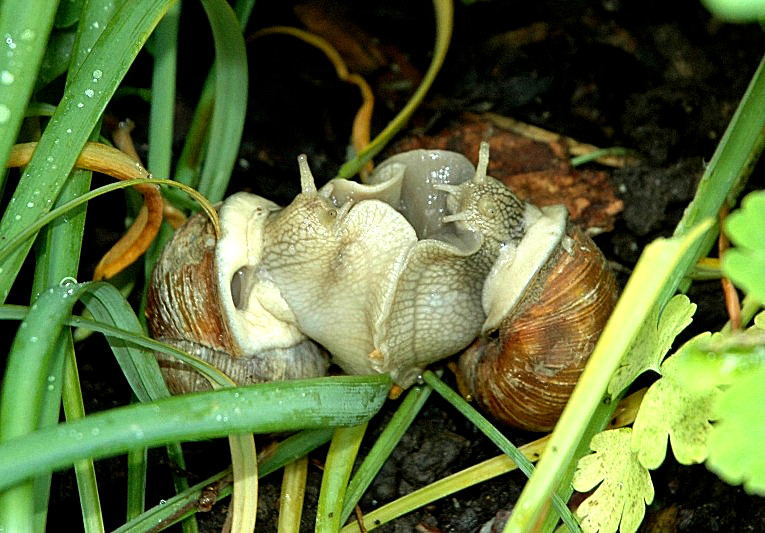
[47,0,765,531]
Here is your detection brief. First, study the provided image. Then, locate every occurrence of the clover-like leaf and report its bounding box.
[723,190,765,303]
[707,367,765,495]
[754,310,765,329]
[608,294,696,396]
[671,329,765,392]
[631,353,719,469]
[573,428,654,533]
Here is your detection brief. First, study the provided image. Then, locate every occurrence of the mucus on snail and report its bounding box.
[147,142,617,431]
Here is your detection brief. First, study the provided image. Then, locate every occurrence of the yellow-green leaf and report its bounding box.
[707,367,765,495]
[723,191,765,303]
[573,428,654,533]
[608,294,696,396]
[631,354,719,469]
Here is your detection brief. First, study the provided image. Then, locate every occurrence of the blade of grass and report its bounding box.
[0,175,218,266]
[316,423,369,532]
[195,0,248,202]
[0,281,93,530]
[0,0,176,303]
[0,0,58,169]
[117,428,334,532]
[341,390,645,533]
[228,433,258,533]
[278,457,309,533]
[673,52,765,292]
[30,3,121,527]
[422,371,580,532]
[335,0,453,179]
[63,339,106,533]
[0,375,390,492]
[79,283,170,402]
[340,381,433,524]
[172,0,255,190]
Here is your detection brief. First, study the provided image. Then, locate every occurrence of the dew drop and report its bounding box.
[0,70,13,85]
[66,128,72,134]
[0,104,10,124]
[27,202,33,208]
[14,214,20,221]
[159,499,167,506]
[92,69,103,81]
[20,29,34,41]
[30,336,38,343]
[59,276,77,287]
[84,88,94,98]
[77,102,83,108]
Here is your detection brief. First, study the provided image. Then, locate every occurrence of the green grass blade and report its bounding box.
[422,372,580,533]
[147,2,180,179]
[79,283,170,402]
[673,52,765,291]
[195,0,248,202]
[335,0,453,179]
[0,281,92,529]
[340,381,432,524]
[0,0,58,169]
[126,447,147,521]
[316,423,368,532]
[0,0,176,303]
[279,457,309,533]
[63,340,106,533]
[118,429,335,531]
[0,375,390,492]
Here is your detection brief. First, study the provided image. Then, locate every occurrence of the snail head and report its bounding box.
[434,142,526,247]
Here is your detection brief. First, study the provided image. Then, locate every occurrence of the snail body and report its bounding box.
[147,143,617,430]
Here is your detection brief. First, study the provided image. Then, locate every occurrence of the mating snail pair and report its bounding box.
[146,143,617,431]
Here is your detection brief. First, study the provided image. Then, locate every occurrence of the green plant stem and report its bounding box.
[278,457,309,533]
[195,0,248,202]
[422,372,580,532]
[63,341,105,533]
[316,423,369,532]
[341,381,433,524]
[507,221,713,532]
[674,53,765,292]
[336,0,453,179]
[0,375,389,493]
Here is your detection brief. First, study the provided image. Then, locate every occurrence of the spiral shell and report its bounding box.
[458,223,618,431]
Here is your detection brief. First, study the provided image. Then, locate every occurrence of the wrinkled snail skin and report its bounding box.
[147,143,617,429]
[146,192,328,394]
[458,222,618,432]
[257,149,533,387]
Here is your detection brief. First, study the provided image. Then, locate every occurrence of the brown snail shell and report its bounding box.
[146,193,328,394]
[458,222,618,432]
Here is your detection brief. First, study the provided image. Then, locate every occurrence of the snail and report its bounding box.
[146,192,329,394]
[147,142,617,431]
